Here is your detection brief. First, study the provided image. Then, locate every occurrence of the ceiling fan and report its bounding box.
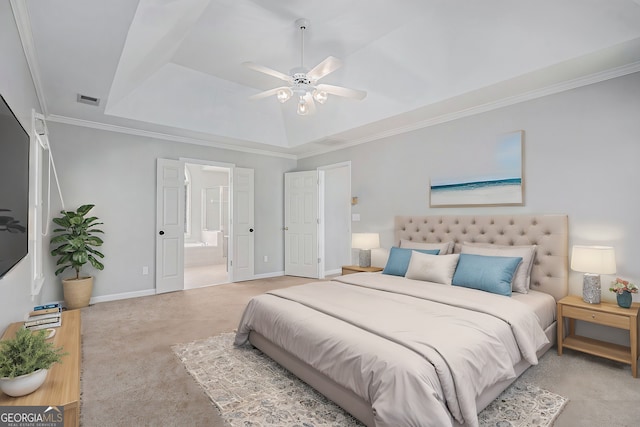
[244,18,367,116]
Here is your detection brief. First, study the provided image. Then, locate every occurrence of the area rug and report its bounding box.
[173,333,567,427]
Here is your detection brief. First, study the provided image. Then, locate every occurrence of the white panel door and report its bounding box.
[284,171,319,278]
[232,167,254,282]
[156,158,184,293]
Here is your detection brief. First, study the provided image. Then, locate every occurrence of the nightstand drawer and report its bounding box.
[563,305,629,330]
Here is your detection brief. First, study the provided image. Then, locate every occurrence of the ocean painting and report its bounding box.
[430,131,524,207]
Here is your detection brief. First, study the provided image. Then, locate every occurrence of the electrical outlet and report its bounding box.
[263,255,268,263]
[142,266,149,275]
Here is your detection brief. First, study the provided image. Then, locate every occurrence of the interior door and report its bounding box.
[155,158,185,293]
[284,171,319,278]
[232,167,254,282]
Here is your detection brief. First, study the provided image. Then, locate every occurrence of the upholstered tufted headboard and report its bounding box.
[394,215,568,301]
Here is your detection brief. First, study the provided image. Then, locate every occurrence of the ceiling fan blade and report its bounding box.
[316,84,367,101]
[307,56,343,81]
[243,62,291,82]
[248,87,289,100]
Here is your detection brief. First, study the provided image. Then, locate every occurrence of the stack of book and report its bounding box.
[24,303,62,331]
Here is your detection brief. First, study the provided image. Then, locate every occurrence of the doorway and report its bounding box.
[183,162,230,289]
[284,162,351,279]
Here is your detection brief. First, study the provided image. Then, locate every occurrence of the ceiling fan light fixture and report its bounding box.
[297,96,309,115]
[276,88,292,103]
[313,90,328,104]
[244,18,366,115]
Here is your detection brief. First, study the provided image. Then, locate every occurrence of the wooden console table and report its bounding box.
[0,309,81,426]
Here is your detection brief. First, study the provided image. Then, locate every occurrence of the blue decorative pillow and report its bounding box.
[451,253,523,296]
[382,247,440,276]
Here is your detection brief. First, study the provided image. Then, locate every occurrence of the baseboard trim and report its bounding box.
[324,268,341,276]
[251,271,285,280]
[88,272,288,304]
[90,289,156,304]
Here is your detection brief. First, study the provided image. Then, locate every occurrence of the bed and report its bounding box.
[235,215,568,427]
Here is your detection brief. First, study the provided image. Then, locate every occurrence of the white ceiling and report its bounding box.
[20,0,640,157]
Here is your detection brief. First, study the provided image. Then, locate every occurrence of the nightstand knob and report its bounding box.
[592,314,596,319]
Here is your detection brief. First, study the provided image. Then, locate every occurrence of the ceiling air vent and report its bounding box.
[76,94,100,106]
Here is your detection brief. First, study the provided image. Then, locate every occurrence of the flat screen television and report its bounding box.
[0,94,29,279]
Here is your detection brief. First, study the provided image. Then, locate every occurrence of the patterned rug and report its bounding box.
[173,333,567,427]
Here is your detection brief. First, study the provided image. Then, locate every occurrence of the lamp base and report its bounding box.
[582,273,601,304]
[358,249,372,268]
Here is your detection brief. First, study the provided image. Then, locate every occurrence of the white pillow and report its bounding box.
[400,239,454,255]
[460,242,537,294]
[405,251,460,285]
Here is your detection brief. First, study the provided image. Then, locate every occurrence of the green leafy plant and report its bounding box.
[0,328,66,378]
[50,204,105,279]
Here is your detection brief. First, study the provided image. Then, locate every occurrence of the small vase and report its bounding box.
[616,291,632,308]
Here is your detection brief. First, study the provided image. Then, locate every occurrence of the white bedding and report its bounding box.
[511,289,557,330]
[235,272,550,427]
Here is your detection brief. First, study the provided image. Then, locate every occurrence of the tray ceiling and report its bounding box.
[20,0,640,157]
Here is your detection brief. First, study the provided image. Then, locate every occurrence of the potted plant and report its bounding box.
[0,328,66,397]
[50,204,105,309]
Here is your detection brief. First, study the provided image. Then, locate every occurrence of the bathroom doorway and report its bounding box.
[183,162,230,289]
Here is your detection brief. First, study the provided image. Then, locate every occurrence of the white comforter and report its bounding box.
[235,273,549,427]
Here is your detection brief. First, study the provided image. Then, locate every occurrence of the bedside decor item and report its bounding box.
[570,245,616,304]
[50,204,105,309]
[0,328,66,397]
[609,278,637,308]
[351,233,380,268]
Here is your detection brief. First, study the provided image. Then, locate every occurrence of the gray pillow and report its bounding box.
[400,239,454,255]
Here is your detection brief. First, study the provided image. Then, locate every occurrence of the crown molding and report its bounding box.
[297,61,640,159]
[45,115,298,160]
[10,0,48,116]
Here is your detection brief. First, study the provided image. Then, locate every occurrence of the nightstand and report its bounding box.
[341,265,383,275]
[557,295,639,378]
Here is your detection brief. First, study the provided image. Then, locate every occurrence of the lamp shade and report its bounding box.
[351,233,380,250]
[570,245,616,274]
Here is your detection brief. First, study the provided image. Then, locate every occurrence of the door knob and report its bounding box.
[159,230,165,235]
[283,227,289,231]
[249,228,254,232]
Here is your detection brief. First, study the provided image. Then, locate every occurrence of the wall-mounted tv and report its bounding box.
[0,94,29,279]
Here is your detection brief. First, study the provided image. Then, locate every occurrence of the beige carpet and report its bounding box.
[79,276,640,427]
[173,332,567,427]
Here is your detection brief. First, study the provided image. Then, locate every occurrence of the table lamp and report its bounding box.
[570,245,616,304]
[352,233,380,268]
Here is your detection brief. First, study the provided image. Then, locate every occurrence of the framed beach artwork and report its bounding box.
[429,131,524,207]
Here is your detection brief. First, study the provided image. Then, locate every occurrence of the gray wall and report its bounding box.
[299,72,640,309]
[0,3,44,328]
[37,123,296,304]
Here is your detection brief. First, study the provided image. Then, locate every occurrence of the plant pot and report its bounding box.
[62,276,93,309]
[616,290,633,308]
[0,369,48,397]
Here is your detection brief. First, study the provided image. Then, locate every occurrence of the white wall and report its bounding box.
[299,72,640,313]
[0,2,45,328]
